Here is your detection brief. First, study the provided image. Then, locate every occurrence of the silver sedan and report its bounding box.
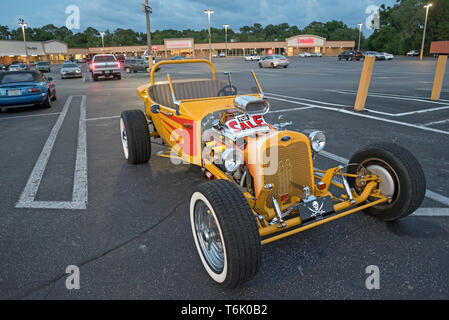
[258,55,290,68]
[60,62,83,79]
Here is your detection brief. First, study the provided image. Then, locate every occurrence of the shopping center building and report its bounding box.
[0,35,355,64]
[86,35,355,58]
[0,40,68,65]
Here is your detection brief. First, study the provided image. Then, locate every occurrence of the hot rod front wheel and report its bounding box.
[120,110,151,164]
[348,142,426,221]
[190,180,261,288]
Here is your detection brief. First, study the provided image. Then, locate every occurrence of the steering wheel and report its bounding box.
[217,85,238,97]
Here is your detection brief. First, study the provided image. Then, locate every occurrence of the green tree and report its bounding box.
[0,25,10,40]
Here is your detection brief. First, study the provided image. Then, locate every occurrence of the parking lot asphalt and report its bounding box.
[0,56,448,299]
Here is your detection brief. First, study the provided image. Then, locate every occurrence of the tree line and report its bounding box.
[0,21,363,49]
[367,0,449,54]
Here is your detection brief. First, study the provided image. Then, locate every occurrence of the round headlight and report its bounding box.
[309,131,326,153]
[221,148,244,172]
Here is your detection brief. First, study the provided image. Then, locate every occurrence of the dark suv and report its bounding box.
[123,57,159,73]
[338,50,364,61]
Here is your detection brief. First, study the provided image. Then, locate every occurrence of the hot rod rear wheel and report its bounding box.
[348,142,426,221]
[120,110,151,164]
[190,180,261,288]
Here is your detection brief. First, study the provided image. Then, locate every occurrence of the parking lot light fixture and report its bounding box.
[204,9,214,61]
[100,32,105,51]
[223,24,229,57]
[420,4,432,61]
[18,19,29,64]
[142,0,153,68]
[357,23,363,51]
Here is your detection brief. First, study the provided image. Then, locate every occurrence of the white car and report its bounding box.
[407,50,420,56]
[219,52,226,57]
[60,62,82,79]
[244,54,261,61]
[298,52,312,58]
[380,52,394,60]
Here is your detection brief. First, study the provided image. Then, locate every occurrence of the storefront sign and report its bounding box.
[287,35,325,48]
[165,40,193,49]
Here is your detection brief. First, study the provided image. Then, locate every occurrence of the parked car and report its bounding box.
[244,54,261,61]
[60,62,82,79]
[338,50,363,61]
[0,64,7,71]
[364,51,387,60]
[311,52,323,58]
[298,52,312,58]
[124,57,148,73]
[380,52,394,60]
[90,54,121,81]
[212,53,218,58]
[124,57,158,73]
[259,55,290,68]
[35,61,51,73]
[0,70,56,109]
[8,64,22,72]
[407,50,420,56]
[120,58,426,288]
[219,52,226,58]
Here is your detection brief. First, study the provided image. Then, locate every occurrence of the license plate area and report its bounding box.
[298,196,334,223]
[8,89,21,96]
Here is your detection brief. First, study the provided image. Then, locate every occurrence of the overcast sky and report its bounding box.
[1,0,397,34]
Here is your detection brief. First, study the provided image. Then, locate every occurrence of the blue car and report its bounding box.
[0,70,56,109]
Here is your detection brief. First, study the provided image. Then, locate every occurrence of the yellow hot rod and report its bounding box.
[119,59,426,288]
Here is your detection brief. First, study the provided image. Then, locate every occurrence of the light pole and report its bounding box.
[223,24,229,57]
[100,32,105,51]
[18,19,29,64]
[420,3,432,61]
[357,23,363,51]
[204,9,214,61]
[142,0,153,66]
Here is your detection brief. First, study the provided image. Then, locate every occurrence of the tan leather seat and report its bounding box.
[149,79,228,109]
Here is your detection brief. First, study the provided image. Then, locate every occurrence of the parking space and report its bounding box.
[0,56,448,299]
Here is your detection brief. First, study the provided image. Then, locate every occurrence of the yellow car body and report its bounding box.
[120,59,425,287]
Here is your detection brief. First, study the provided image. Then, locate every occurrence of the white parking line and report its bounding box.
[316,150,449,216]
[267,92,449,117]
[16,95,88,210]
[266,92,348,107]
[365,105,449,117]
[0,112,61,121]
[271,107,314,114]
[328,89,449,105]
[85,115,120,121]
[421,118,449,127]
[265,94,449,136]
[335,89,449,103]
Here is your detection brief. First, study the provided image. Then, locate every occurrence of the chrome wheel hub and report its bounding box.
[367,164,396,197]
[194,201,224,273]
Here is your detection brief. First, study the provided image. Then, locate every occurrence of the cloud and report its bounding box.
[2,0,397,34]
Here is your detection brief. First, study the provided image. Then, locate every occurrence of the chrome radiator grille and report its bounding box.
[262,141,313,206]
